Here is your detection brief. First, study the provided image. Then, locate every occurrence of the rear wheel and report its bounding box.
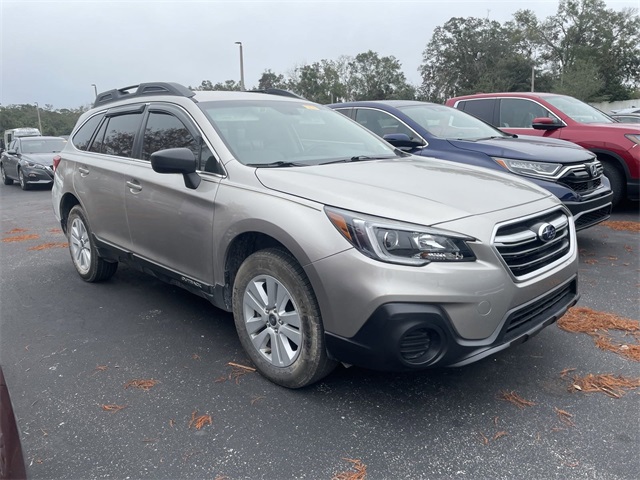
[0,163,13,185]
[232,248,336,388]
[601,160,625,207]
[18,168,30,190]
[67,205,118,282]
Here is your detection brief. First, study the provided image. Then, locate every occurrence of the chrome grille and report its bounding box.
[494,209,572,278]
[558,161,603,195]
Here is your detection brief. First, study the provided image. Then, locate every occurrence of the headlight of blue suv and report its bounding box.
[492,157,562,178]
[325,207,476,266]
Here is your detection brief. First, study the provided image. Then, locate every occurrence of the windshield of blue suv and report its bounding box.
[545,95,614,124]
[199,100,400,166]
[398,104,508,140]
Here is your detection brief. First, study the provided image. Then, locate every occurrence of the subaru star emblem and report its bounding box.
[589,163,598,178]
[538,223,556,242]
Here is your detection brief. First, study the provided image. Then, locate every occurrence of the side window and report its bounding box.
[354,109,416,139]
[102,113,143,157]
[499,99,558,128]
[459,99,495,123]
[89,119,108,154]
[72,114,104,151]
[142,111,220,173]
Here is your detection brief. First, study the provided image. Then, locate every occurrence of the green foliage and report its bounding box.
[0,104,85,139]
[513,0,640,101]
[190,80,242,91]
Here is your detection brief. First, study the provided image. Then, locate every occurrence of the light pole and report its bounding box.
[91,84,98,98]
[235,41,245,91]
[34,102,43,134]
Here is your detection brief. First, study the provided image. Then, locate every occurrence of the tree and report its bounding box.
[419,17,533,103]
[349,51,415,101]
[191,80,242,91]
[257,69,289,90]
[514,0,640,100]
[292,60,347,103]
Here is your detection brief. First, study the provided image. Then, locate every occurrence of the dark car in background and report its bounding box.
[1,136,67,190]
[445,93,640,207]
[328,100,612,231]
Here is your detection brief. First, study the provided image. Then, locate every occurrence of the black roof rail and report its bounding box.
[249,88,306,100]
[93,82,195,108]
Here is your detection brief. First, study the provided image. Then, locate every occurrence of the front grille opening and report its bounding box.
[575,205,611,230]
[399,327,442,365]
[503,280,577,341]
[494,209,573,278]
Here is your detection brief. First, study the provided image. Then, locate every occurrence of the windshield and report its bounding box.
[20,138,67,154]
[545,95,614,124]
[398,104,508,140]
[198,100,399,166]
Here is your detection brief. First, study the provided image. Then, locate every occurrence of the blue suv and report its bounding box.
[328,101,613,231]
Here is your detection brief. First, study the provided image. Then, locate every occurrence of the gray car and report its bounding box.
[1,136,66,190]
[52,83,579,388]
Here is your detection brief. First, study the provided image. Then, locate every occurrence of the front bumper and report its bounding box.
[564,190,613,230]
[325,276,579,370]
[22,166,54,184]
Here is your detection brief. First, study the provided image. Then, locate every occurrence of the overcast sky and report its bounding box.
[1,0,638,109]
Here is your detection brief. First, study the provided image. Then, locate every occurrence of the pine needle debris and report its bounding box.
[188,411,212,430]
[124,379,158,391]
[498,391,536,409]
[570,373,640,398]
[332,458,367,480]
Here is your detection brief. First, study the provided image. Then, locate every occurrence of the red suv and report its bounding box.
[446,93,640,206]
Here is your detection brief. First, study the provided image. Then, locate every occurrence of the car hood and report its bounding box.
[20,153,56,166]
[446,136,594,164]
[255,156,551,226]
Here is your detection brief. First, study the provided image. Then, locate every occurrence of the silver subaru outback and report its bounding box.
[52,83,579,388]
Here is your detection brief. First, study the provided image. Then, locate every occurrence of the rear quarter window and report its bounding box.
[71,114,104,151]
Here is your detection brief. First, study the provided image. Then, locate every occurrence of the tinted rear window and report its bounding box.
[458,99,495,123]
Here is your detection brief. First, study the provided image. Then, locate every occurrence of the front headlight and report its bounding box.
[493,157,562,178]
[625,134,640,145]
[325,207,476,266]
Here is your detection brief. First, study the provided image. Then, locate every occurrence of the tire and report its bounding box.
[18,168,30,190]
[67,205,118,282]
[232,248,336,388]
[0,163,13,185]
[601,160,625,208]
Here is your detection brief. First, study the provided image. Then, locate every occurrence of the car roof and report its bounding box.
[328,100,439,109]
[19,136,66,141]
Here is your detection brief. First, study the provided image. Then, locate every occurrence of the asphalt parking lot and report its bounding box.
[1,184,638,480]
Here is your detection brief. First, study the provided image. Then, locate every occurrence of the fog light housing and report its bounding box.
[398,327,443,365]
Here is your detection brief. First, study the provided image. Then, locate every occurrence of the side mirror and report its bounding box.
[532,117,564,131]
[383,133,424,150]
[150,147,201,190]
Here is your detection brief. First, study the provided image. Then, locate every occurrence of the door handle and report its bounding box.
[78,167,89,176]
[126,180,142,192]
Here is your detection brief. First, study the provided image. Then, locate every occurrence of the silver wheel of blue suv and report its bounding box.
[52,82,579,388]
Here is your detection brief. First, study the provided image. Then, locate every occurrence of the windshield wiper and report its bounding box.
[319,155,395,165]
[246,161,308,168]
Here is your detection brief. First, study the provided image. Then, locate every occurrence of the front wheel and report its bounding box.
[67,205,118,282]
[232,249,336,388]
[18,168,29,190]
[602,160,625,207]
[1,163,13,185]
